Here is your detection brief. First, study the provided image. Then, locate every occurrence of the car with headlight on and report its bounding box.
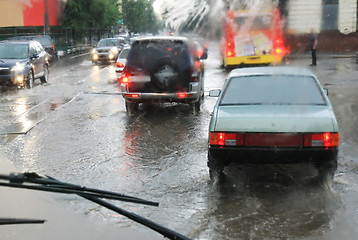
[0,40,49,88]
[8,35,57,63]
[208,66,339,183]
[91,37,126,63]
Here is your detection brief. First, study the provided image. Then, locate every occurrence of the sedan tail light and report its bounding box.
[210,132,244,146]
[116,62,125,68]
[304,132,340,147]
[210,132,340,148]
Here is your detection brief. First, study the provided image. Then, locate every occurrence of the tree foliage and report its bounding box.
[61,0,120,30]
[121,0,161,33]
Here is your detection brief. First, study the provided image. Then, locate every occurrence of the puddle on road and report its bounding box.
[193,164,341,240]
[0,96,75,136]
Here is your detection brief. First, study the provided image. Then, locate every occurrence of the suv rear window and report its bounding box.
[126,39,191,73]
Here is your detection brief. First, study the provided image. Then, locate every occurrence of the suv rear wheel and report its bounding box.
[190,83,204,112]
[125,101,139,113]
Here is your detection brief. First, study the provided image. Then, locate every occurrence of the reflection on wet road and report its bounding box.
[0,47,358,239]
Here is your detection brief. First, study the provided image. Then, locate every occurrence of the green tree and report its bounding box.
[121,0,161,33]
[61,0,120,30]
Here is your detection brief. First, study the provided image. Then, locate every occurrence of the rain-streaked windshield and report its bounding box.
[97,39,121,47]
[220,75,327,106]
[0,44,29,59]
[119,48,130,58]
[235,15,272,30]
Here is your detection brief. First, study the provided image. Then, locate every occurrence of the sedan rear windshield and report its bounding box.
[98,39,121,47]
[220,75,327,106]
[0,44,29,59]
[119,48,130,58]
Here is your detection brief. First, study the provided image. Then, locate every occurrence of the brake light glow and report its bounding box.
[177,92,189,98]
[304,132,340,147]
[124,94,139,98]
[116,62,124,68]
[226,42,236,57]
[210,132,340,148]
[209,132,244,146]
[121,76,129,83]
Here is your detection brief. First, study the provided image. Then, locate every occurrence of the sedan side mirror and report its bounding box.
[200,49,208,60]
[323,88,328,96]
[209,89,221,97]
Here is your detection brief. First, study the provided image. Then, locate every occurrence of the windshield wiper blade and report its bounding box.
[0,172,158,206]
[0,218,45,225]
[0,172,192,240]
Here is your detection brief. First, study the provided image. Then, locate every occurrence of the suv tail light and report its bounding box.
[124,93,139,98]
[119,72,131,84]
[177,92,193,98]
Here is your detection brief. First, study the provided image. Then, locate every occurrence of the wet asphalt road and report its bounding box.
[1,43,358,240]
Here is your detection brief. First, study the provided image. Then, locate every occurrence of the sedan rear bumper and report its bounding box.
[208,146,338,165]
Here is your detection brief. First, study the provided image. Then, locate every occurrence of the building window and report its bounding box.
[322,0,339,31]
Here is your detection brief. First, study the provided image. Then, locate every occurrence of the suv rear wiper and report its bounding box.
[0,172,192,240]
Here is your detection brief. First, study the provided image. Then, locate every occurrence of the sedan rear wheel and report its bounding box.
[208,151,225,181]
[26,70,34,89]
[315,159,337,186]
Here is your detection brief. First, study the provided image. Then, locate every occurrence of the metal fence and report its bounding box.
[0,26,115,53]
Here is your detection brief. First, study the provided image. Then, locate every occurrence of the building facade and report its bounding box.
[0,0,62,28]
[286,0,357,34]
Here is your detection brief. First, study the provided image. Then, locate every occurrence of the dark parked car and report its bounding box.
[118,36,207,113]
[0,40,49,88]
[9,35,57,62]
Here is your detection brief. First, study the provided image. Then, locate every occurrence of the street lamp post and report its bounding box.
[44,0,50,35]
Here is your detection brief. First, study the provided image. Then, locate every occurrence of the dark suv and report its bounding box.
[9,35,57,62]
[119,36,207,112]
[0,40,49,88]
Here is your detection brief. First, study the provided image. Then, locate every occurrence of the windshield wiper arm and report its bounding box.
[0,218,45,225]
[0,172,192,240]
[0,172,158,206]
